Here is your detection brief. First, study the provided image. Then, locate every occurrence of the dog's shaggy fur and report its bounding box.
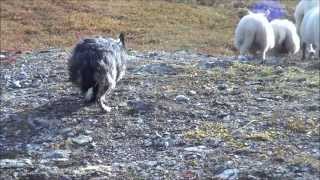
[68,33,127,112]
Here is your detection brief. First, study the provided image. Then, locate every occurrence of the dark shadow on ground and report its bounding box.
[0,96,86,150]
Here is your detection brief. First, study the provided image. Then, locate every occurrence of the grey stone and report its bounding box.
[31,118,50,128]
[217,84,228,91]
[71,135,93,145]
[184,146,211,153]
[148,52,158,58]
[0,159,33,168]
[118,102,128,107]
[26,172,50,180]
[149,133,171,150]
[188,90,197,95]
[164,160,176,167]
[214,169,239,180]
[255,97,268,102]
[26,144,42,155]
[198,59,232,69]
[136,63,177,75]
[145,161,158,167]
[128,100,154,114]
[12,81,22,88]
[152,139,170,150]
[175,95,190,103]
[144,139,153,147]
[72,165,112,175]
[44,150,71,159]
[0,54,6,60]
[83,130,93,135]
[305,104,319,111]
[60,128,73,135]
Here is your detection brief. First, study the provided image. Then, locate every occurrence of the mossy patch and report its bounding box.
[290,153,320,173]
[282,67,319,88]
[184,122,246,148]
[286,117,319,135]
[246,131,276,141]
[184,122,230,140]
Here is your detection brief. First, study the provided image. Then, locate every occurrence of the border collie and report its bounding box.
[68,33,127,112]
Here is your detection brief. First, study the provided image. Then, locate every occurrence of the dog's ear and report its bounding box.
[119,32,125,49]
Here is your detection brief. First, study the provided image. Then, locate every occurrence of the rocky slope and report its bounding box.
[0,49,319,179]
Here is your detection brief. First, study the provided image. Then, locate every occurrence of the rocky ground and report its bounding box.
[0,48,319,179]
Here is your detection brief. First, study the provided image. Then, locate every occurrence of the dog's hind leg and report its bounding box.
[98,74,116,112]
[84,84,99,103]
[84,87,94,103]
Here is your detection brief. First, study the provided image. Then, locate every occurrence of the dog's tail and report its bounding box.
[119,32,125,49]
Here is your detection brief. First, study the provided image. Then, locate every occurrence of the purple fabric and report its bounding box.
[250,0,286,21]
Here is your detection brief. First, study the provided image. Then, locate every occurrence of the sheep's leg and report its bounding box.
[307,44,316,59]
[251,50,258,60]
[239,46,249,61]
[98,74,116,112]
[261,49,267,64]
[301,42,306,60]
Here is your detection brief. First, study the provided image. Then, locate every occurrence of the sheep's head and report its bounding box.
[238,8,250,19]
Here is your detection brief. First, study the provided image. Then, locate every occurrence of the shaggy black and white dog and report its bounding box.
[68,33,127,112]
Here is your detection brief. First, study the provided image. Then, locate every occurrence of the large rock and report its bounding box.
[0,159,33,168]
[198,59,232,69]
[127,100,154,114]
[214,169,239,180]
[135,63,178,75]
[175,95,190,104]
[44,150,71,159]
[71,135,93,145]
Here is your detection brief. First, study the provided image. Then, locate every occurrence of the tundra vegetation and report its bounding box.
[0,0,319,179]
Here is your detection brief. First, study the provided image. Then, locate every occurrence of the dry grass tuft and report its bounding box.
[1,0,296,54]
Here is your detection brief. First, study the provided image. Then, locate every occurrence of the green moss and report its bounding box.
[184,122,246,148]
[290,154,320,172]
[225,62,268,81]
[207,68,224,79]
[184,122,230,139]
[279,67,319,88]
[286,117,319,135]
[305,73,320,88]
[232,62,257,73]
[259,66,274,77]
[246,131,276,141]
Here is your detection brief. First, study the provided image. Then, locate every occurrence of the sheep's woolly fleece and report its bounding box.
[300,7,320,58]
[234,11,275,60]
[270,19,300,54]
[294,0,319,36]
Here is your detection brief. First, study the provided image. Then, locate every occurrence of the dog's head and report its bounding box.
[118,32,126,49]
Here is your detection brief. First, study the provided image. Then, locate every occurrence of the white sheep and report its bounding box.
[300,7,320,59]
[234,11,275,62]
[294,0,319,36]
[270,19,300,55]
